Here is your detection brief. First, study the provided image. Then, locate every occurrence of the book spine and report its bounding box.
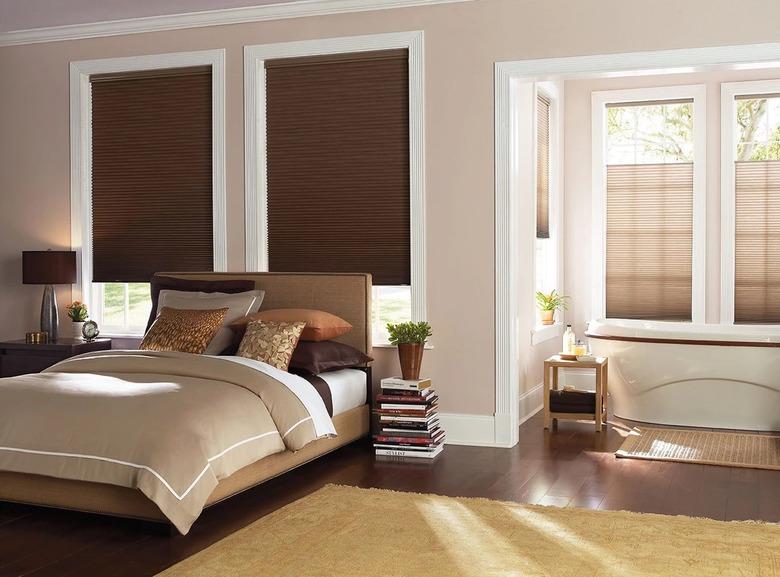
[375,448,440,459]
[373,435,441,445]
[375,408,435,417]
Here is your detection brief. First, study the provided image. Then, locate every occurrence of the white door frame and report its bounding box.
[494,42,780,448]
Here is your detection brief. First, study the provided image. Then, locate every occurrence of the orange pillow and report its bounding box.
[230,309,352,342]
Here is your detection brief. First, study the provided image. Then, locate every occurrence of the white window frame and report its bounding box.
[69,49,227,336]
[243,32,426,344]
[720,78,780,326]
[531,81,564,344]
[591,84,707,324]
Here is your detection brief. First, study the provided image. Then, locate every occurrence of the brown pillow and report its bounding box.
[236,320,306,371]
[146,276,256,332]
[289,340,373,375]
[140,307,228,354]
[230,309,352,342]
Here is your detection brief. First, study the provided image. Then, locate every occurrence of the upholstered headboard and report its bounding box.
[154,272,372,354]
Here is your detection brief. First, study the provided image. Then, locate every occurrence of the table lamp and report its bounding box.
[22,250,77,341]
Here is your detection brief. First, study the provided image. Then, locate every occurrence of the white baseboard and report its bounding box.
[518,382,543,425]
[439,384,543,448]
[439,413,501,447]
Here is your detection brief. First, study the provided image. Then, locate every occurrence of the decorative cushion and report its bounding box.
[229,309,352,342]
[236,320,306,371]
[146,276,256,332]
[140,307,228,354]
[289,340,373,375]
[156,290,264,355]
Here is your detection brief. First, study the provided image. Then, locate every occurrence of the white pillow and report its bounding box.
[156,290,265,355]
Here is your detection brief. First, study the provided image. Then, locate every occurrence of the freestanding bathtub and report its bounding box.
[586,319,780,431]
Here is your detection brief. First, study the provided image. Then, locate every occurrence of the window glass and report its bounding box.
[372,285,412,344]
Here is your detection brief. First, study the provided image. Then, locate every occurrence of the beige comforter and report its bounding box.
[0,350,335,534]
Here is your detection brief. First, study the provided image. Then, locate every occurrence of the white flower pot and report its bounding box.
[71,321,85,340]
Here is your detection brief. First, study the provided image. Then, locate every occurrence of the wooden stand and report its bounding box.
[543,355,608,432]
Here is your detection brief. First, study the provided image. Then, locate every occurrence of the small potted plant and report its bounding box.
[65,301,88,339]
[535,290,569,325]
[387,321,433,381]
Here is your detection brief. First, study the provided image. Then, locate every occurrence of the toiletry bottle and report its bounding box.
[563,324,575,354]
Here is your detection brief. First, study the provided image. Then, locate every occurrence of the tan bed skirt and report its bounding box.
[0,404,369,524]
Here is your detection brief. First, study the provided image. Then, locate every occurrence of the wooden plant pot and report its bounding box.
[540,310,555,325]
[398,343,424,380]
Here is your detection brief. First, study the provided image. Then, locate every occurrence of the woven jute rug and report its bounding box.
[617,427,780,470]
[157,484,779,577]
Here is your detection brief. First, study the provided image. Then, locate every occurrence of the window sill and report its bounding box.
[531,322,563,345]
[372,342,435,350]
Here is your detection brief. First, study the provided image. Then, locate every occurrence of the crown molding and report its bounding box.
[0,0,471,47]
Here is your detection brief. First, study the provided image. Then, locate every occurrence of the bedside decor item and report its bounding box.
[81,320,100,342]
[374,376,443,459]
[65,301,88,339]
[236,320,306,370]
[25,331,49,344]
[535,289,569,325]
[140,307,228,354]
[386,321,432,381]
[22,250,77,341]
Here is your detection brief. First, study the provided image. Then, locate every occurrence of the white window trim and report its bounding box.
[591,84,707,324]
[243,31,426,326]
[69,49,227,335]
[531,81,564,341]
[720,79,780,326]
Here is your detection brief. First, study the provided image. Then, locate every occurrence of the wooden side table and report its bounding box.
[0,338,112,378]
[543,355,608,432]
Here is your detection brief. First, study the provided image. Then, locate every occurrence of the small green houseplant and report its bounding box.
[535,290,569,325]
[65,301,89,340]
[386,321,432,380]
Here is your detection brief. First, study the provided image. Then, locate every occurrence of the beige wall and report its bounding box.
[564,67,780,336]
[2,0,780,416]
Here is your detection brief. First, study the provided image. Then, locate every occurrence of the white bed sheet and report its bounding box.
[317,369,368,416]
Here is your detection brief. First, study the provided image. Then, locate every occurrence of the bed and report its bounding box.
[0,272,372,534]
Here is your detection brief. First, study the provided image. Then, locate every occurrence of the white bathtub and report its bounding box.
[586,319,780,431]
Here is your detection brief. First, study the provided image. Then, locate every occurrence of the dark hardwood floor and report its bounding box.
[1,412,777,577]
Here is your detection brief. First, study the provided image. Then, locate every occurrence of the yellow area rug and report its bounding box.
[158,484,779,577]
[617,427,780,470]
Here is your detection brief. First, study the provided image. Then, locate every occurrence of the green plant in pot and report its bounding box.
[387,321,432,381]
[535,290,569,325]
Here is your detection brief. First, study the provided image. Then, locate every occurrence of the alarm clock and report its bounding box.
[81,320,100,341]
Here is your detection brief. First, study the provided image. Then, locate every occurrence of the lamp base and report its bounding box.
[41,284,59,341]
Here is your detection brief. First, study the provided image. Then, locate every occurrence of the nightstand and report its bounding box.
[0,338,112,378]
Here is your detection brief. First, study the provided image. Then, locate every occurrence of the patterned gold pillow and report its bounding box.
[236,320,306,370]
[140,307,229,354]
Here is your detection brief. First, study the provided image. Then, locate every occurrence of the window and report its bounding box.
[261,47,415,344]
[71,52,226,336]
[533,83,562,335]
[592,86,706,322]
[722,80,780,324]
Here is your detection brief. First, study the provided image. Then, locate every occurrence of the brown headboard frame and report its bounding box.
[153,272,373,355]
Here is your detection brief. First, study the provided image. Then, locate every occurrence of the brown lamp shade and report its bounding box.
[22,251,77,285]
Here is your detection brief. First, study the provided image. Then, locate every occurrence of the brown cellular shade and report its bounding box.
[536,94,551,239]
[734,160,780,323]
[265,49,410,285]
[90,66,213,283]
[606,163,693,320]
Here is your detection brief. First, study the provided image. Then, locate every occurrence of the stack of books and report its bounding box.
[373,377,445,459]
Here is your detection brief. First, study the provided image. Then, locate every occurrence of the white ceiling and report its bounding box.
[0,0,304,32]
